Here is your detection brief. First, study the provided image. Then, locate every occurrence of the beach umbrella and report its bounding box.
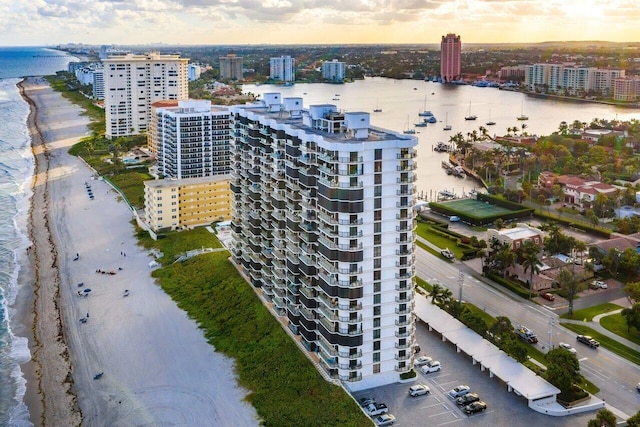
[84,288,92,293]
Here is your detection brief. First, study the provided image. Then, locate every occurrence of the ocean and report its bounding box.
[0,46,78,427]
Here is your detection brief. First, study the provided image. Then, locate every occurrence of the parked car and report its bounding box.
[420,360,441,374]
[414,355,433,367]
[558,342,577,354]
[464,401,487,415]
[373,414,396,426]
[359,397,375,407]
[456,393,480,406]
[441,248,455,259]
[590,280,607,289]
[636,383,640,393]
[542,292,555,301]
[449,216,460,222]
[365,403,389,416]
[409,384,430,397]
[448,385,471,398]
[577,335,600,348]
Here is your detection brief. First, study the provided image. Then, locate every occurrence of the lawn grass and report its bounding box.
[560,303,623,321]
[136,226,223,265]
[107,171,153,209]
[152,251,369,427]
[464,303,496,329]
[415,277,432,293]
[560,322,640,365]
[600,313,640,346]
[415,222,461,256]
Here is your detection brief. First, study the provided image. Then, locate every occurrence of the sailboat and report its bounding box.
[464,102,477,121]
[486,109,496,126]
[418,95,433,117]
[373,98,382,113]
[443,112,452,130]
[517,100,528,120]
[403,116,416,134]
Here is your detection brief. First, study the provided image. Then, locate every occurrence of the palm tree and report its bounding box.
[520,240,542,298]
[495,244,517,278]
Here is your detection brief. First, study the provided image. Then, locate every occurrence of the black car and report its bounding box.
[576,335,600,348]
[456,393,480,406]
[464,401,487,415]
[359,397,375,407]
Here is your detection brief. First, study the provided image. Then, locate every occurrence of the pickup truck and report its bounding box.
[364,403,389,417]
[515,325,538,344]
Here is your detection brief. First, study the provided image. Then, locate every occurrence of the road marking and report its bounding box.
[578,357,589,362]
[438,417,462,425]
[429,410,454,417]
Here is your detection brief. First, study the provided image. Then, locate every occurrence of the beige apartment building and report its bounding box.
[104,52,189,138]
[144,175,232,232]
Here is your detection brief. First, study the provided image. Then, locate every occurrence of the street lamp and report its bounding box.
[458,271,464,303]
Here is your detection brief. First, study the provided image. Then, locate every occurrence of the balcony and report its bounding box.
[318,317,363,336]
[395,293,414,304]
[338,373,363,382]
[318,270,362,289]
[395,271,415,280]
[395,318,415,327]
[395,330,414,339]
[395,342,411,350]
[395,353,411,361]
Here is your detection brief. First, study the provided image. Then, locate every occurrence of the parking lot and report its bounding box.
[354,320,594,426]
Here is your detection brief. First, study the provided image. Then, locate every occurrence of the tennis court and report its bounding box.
[440,198,517,219]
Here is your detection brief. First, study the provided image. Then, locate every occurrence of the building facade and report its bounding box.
[614,76,640,101]
[188,64,202,81]
[103,52,189,138]
[524,63,625,96]
[440,34,461,83]
[219,54,243,81]
[321,60,345,82]
[229,94,418,391]
[144,175,232,232]
[150,100,232,179]
[270,55,295,82]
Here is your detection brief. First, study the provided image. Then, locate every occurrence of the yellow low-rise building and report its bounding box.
[144,175,232,232]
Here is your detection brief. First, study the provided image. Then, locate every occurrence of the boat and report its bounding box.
[443,112,452,131]
[403,116,415,134]
[434,142,451,152]
[414,120,427,128]
[426,116,437,124]
[465,102,477,121]
[418,95,433,117]
[373,98,382,113]
[486,109,496,126]
[517,101,528,121]
[438,189,456,199]
[452,165,466,178]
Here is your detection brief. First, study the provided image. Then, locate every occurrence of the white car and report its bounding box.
[420,360,441,374]
[448,385,471,398]
[590,280,608,289]
[559,342,577,354]
[365,403,389,416]
[414,355,433,367]
[373,414,396,426]
[409,384,430,397]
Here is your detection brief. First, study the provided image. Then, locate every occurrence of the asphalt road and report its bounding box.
[415,246,640,418]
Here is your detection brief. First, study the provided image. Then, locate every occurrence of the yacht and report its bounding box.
[517,101,528,120]
[443,112,452,130]
[418,95,433,117]
[465,101,477,121]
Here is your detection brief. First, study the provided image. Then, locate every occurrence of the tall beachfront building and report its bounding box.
[103,52,189,138]
[322,60,345,82]
[440,33,461,83]
[219,53,243,81]
[270,55,295,82]
[150,100,232,179]
[229,94,418,391]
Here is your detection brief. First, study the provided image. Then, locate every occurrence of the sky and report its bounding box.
[1,0,639,46]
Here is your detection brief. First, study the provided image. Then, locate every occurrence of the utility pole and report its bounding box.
[548,318,555,351]
[458,270,464,304]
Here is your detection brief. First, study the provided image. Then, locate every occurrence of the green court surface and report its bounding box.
[440,198,516,218]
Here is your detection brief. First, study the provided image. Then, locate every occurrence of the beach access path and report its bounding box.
[21,77,259,426]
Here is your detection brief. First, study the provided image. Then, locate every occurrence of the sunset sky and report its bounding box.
[1,0,639,46]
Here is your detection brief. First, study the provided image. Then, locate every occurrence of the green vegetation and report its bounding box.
[560,303,623,321]
[600,313,640,346]
[415,277,432,293]
[560,323,640,365]
[136,226,223,265]
[150,249,369,427]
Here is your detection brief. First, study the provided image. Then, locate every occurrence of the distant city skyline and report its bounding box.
[1,0,639,46]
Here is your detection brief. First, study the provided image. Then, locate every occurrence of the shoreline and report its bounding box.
[18,77,82,427]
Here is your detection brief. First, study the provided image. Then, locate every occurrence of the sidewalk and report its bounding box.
[560,309,640,352]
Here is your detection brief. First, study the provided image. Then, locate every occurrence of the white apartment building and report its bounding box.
[103,52,189,138]
[614,76,640,101]
[322,60,345,82]
[269,55,295,82]
[188,64,202,81]
[229,94,418,391]
[150,99,231,179]
[92,68,104,100]
[524,63,625,96]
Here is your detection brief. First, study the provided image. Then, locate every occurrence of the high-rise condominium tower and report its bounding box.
[440,33,461,83]
[219,54,243,81]
[270,55,295,82]
[229,94,418,391]
[103,52,188,138]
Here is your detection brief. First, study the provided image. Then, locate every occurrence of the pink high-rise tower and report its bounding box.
[440,33,461,83]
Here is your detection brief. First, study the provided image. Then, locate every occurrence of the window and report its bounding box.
[373,341,380,351]
[373,329,380,339]
[373,363,381,374]
[373,294,381,304]
[374,186,382,197]
[375,149,382,160]
[374,198,381,209]
[373,352,380,363]
[374,247,381,257]
[374,235,381,245]
[373,317,381,328]
[373,306,381,316]
[374,282,381,293]
[374,258,381,269]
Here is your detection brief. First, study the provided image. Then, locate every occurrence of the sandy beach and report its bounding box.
[20,77,259,426]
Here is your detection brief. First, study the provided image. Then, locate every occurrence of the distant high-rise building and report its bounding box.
[103,52,189,138]
[188,64,202,81]
[440,34,461,83]
[92,67,104,100]
[219,54,243,81]
[322,60,345,82]
[270,55,295,82]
